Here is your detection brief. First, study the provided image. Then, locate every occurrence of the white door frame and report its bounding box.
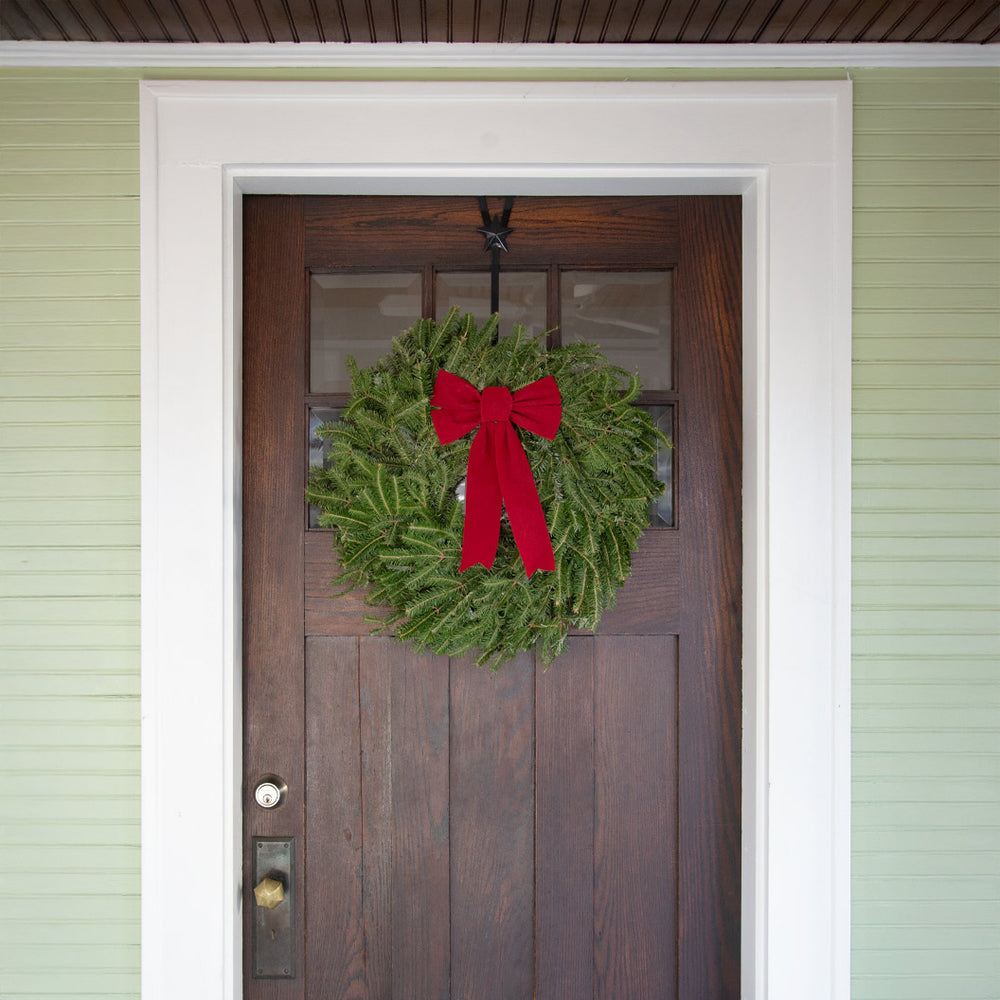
[140,79,852,1000]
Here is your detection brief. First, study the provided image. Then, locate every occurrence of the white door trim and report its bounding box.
[140,79,852,1000]
[6,39,1000,67]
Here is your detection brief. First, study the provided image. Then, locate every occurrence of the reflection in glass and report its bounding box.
[310,273,421,393]
[644,405,674,528]
[560,271,672,390]
[308,407,340,528]
[436,272,547,337]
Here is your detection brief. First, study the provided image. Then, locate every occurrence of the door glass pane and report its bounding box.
[308,406,340,528]
[560,271,672,390]
[645,405,674,528]
[310,272,421,393]
[436,271,547,337]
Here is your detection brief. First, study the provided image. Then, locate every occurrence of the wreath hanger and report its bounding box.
[476,195,515,321]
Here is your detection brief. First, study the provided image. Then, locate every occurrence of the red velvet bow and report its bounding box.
[431,370,562,577]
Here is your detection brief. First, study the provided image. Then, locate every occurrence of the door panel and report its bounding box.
[243,195,741,998]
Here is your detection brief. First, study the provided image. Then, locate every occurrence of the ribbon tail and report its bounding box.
[460,427,502,572]
[495,423,555,577]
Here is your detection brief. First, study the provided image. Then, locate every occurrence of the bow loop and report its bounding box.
[510,376,562,439]
[430,370,562,577]
[430,370,482,444]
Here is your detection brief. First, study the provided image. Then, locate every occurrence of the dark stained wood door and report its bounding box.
[243,196,741,999]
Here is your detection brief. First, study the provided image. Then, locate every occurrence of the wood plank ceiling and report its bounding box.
[2,0,998,44]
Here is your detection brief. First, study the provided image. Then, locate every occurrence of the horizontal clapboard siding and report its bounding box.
[851,68,1000,1000]
[0,64,997,999]
[0,70,140,1000]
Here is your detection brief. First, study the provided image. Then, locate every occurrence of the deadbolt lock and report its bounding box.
[253,774,287,809]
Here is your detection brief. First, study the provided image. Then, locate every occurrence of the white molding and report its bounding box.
[3,38,998,68]
[140,79,852,999]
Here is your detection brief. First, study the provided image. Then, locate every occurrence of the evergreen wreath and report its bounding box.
[307,309,667,668]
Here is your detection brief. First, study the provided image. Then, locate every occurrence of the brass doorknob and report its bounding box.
[253,876,285,909]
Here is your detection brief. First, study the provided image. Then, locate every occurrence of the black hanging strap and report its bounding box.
[476,196,515,317]
[476,195,492,230]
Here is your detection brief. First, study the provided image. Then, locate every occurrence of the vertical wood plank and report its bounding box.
[450,654,536,999]
[676,196,743,1000]
[358,638,392,999]
[360,637,451,1000]
[305,635,365,999]
[242,195,307,999]
[594,635,679,1000]
[535,638,596,999]
[385,641,451,1000]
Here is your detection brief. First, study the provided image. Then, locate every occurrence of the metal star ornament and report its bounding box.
[477,216,514,253]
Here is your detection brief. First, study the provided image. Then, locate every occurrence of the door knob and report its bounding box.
[253,876,285,909]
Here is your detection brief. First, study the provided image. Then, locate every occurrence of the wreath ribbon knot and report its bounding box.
[431,370,562,577]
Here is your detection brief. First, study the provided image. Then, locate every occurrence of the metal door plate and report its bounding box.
[252,837,295,978]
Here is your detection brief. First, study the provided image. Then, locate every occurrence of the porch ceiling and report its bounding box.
[2,0,997,45]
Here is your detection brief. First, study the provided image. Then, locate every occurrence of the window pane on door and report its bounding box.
[645,405,675,528]
[308,406,340,528]
[436,271,546,337]
[560,271,672,390]
[310,272,421,393]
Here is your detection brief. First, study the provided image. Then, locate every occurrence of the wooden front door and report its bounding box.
[242,195,741,999]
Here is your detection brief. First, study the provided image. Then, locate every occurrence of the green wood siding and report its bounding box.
[852,68,1000,1000]
[0,65,997,999]
[0,70,140,999]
